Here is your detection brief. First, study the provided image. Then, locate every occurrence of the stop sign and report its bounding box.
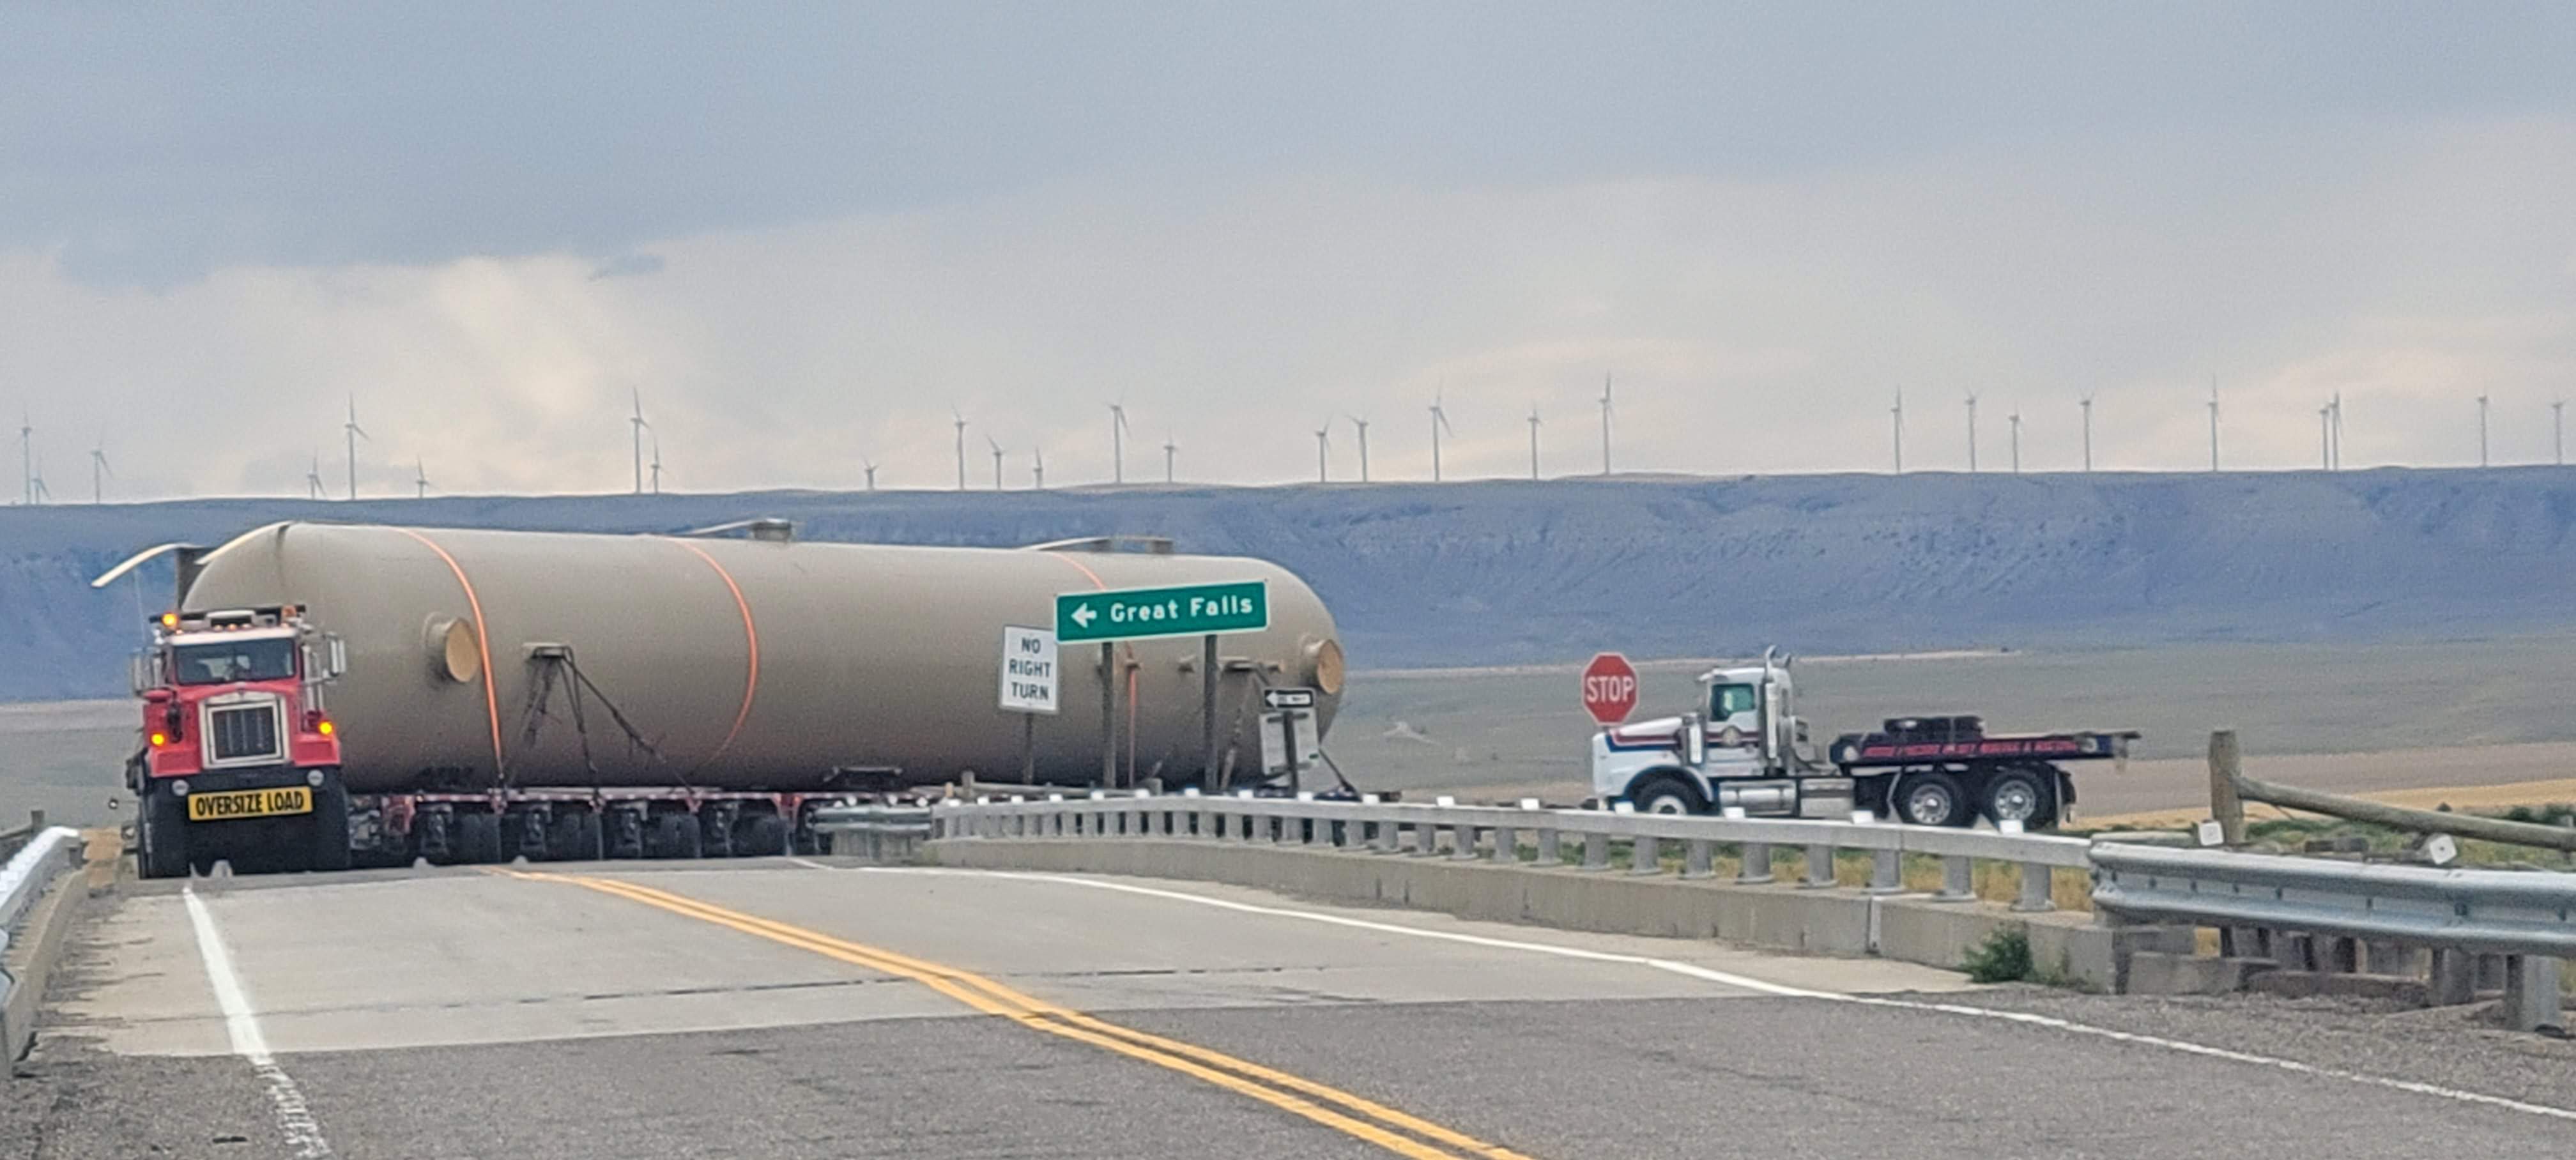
[1580,652,1639,726]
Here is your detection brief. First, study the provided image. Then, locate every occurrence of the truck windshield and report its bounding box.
[171,638,298,685]
[1712,683,1758,717]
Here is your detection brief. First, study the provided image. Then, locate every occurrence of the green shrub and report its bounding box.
[1963,924,2034,984]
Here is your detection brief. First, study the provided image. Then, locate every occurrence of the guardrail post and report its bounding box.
[1802,843,1836,889]
[1536,827,1560,865]
[1933,855,1975,902]
[1735,841,1771,885]
[2011,861,2055,913]
[2430,948,2476,1006]
[1630,833,1660,875]
[1581,831,1609,871]
[1311,815,1335,848]
[1370,816,1399,854]
[1866,848,1903,894]
[1492,824,1518,864]
[1683,839,1713,880]
[2505,956,2564,1033]
[1452,824,1480,860]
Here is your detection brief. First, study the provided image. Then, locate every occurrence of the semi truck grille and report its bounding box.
[208,704,282,763]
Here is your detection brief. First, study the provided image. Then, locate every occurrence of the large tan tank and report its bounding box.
[180,523,1344,793]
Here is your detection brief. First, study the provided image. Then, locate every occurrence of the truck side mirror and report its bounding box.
[326,634,348,680]
[1682,714,1706,765]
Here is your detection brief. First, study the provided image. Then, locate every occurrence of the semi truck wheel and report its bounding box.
[654,813,703,859]
[139,788,189,880]
[735,813,790,857]
[1891,771,1970,827]
[1627,774,1705,816]
[1980,768,2058,830]
[457,812,504,864]
[307,781,353,873]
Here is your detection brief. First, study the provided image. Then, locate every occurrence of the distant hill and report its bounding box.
[3,468,2572,702]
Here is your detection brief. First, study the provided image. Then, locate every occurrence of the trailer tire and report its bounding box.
[457,812,504,864]
[654,813,702,860]
[548,811,601,861]
[1980,767,2058,830]
[735,813,790,857]
[1891,771,1970,827]
[307,781,353,873]
[1628,773,1706,816]
[140,788,189,880]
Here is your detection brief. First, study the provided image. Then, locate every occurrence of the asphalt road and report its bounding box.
[11,859,2572,1159]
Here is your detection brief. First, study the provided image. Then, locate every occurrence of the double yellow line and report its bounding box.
[496,869,1534,1160]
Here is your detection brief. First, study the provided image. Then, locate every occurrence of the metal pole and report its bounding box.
[1284,710,1301,796]
[1100,642,1117,788]
[1020,712,1035,783]
[1200,634,1217,786]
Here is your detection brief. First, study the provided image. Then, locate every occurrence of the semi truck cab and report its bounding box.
[127,605,352,876]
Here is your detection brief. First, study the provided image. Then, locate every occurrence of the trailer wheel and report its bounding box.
[457,812,504,864]
[139,788,189,880]
[1981,767,2058,830]
[1891,771,1970,827]
[735,813,790,857]
[654,813,703,859]
[548,812,599,861]
[1626,773,1706,816]
[307,781,353,873]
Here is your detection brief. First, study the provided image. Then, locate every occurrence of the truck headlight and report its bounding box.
[306,769,326,788]
[171,779,190,797]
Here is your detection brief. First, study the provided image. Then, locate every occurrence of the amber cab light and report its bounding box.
[318,719,335,736]
[150,731,168,747]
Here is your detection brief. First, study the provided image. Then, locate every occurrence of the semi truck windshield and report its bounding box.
[172,638,298,685]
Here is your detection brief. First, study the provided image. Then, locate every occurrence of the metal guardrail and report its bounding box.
[2093,842,2571,1031]
[2092,843,2576,956]
[810,805,935,862]
[915,793,2090,911]
[1,827,84,966]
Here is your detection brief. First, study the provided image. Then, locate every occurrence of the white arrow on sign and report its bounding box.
[1070,603,1098,628]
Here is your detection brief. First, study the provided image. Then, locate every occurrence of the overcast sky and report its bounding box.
[4,3,2573,500]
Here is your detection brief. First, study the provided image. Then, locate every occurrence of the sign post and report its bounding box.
[997,627,1059,782]
[1260,687,1322,795]
[1581,652,1639,727]
[1057,579,1271,791]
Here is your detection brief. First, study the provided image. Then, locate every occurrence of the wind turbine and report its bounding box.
[861,456,879,492]
[951,409,969,491]
[649,432,663,494]
[1598,374,1614,477]
[2477,393,2490,468]
[1890,390,1905,475]
[1162,432,1176,484]
[2007,408,2021,475]
[27,453,48,505]
[628,389,650,495]
[1313,422,1331,483]
[988,435,1006,490]
[1527,406,1541,480]
[414,457,431,500]
[1428,393,1454,482]
[2318,403,2333,470]
[2079,393,2095,473]
[16,408,30,505]
[1964,392,1979,473]
[89,436,111,504]
[2330,392,2343,469]
[2554,399,2565,467]
[2207,376,2220,472]
[1032,446,1045,490]
[343,395,369,500]
[1106,402,1129,485]
[1346,415,1371,482]
[305,453,329,500]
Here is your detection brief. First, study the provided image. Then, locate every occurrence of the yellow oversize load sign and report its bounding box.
[187,786,314,822]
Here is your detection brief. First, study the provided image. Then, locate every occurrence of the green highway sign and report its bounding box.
[1056,579,1269,644]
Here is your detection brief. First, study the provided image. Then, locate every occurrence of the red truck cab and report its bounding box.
[128,605,351,877]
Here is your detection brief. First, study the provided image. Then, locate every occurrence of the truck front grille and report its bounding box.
[208,704,282,763]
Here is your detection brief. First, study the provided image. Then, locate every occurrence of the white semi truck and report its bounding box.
[1588,650,2136,829]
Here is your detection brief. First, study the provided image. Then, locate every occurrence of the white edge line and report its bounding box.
[181,885,337,1158]
[818,864,2576,1124]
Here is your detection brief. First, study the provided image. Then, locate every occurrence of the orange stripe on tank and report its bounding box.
[670,540,760,765]
[391,528,507,778]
